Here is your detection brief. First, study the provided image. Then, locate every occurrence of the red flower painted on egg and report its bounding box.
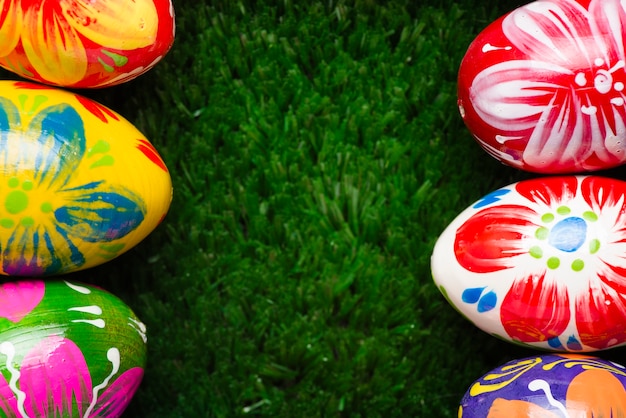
[452,176,626,350]
[459,0,626,172]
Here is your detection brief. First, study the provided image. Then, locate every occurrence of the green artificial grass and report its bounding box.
[101,1,530,416]
[18,0,626,416]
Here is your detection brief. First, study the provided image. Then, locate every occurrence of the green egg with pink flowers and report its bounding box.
[0,279,146,417]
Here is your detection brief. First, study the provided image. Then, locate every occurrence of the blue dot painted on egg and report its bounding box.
[462,287,486,304]
[567,335,583,351]
[473,189,511,209]
[548,337,564,349]
[548,217,587,253]
[477,290,497,313]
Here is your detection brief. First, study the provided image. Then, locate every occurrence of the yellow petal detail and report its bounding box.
[0,0,22,57]
[22,3,88,85]
[61,0,158,51]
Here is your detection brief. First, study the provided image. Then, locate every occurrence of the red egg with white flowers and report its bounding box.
[458,0,626,173]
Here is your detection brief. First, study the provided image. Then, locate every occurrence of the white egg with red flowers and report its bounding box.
[432,175,626,352]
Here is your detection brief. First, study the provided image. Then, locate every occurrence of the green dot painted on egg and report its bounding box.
[536,227,549,240]
[98,253,120,261]
[97,57,115,73]
[542,213,555,223]
[98,243,127,260]
[590,239,601,254]
[17,94,27,112]
[571,259,585,272]
[90,155,115,169]
[557,206,571,215]
[8,178,19,188]
[5,190,28,214]
[583,211,598,222]
[99,243,126,253]
[29,95,49,113]
[18,94,46,113]
[0,219,14,228]
[529,246,543,259]
[547,257,560,269]
[21,180,33,191]
[20,217,34,227]
[87,140,111,157]
[101,49,129,67]
[40,202,53,213]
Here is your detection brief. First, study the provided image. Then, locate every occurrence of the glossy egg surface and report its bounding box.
[0,279,147,417]
[0,80,172,276]
[457,0,626,173]
[432,175,626,352]
[460,354,626,417]
[0,0,175,88]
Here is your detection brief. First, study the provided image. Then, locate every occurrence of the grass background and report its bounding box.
[13,0,626,416]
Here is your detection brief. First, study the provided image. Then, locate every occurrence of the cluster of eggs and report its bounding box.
[432,0,626,415]
[0,0,175,416]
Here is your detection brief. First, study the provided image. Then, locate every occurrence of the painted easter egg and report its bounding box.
[0,80,172,276]
[459,354,626,417]
[457,0,626,173]
[431,175,626,352]
[0,279,147,417]
[0,0,175,88]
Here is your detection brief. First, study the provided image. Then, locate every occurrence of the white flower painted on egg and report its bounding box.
[459,0,626,172]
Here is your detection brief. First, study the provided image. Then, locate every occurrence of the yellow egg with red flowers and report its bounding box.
[0,80,172,276]
[0,0,175,88]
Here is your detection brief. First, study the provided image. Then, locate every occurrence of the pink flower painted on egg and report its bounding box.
[453,176,626,350]
[458,0,626,172]
[0,280,44,323]
[0,335,143,417]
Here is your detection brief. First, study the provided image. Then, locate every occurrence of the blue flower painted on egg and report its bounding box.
[0,97,146,275]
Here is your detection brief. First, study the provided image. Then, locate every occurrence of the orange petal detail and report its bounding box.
[566,369,626,416]
[0,0,22,57]
[487,398,560,418]
[22,2,87,85]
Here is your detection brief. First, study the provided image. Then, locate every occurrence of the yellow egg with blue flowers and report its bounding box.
[0,80,172,276]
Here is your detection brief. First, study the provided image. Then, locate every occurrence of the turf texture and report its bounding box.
[12,0,626,416]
